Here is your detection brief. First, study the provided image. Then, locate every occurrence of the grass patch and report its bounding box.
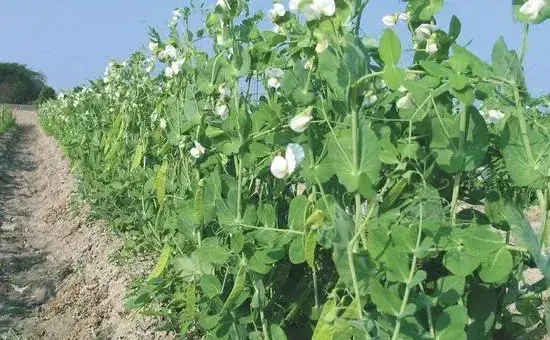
[0,105,16,134]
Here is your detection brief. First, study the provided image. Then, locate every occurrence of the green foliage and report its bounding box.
[0,63,52,104]
[0,105,16,134]
[38,0,550,339]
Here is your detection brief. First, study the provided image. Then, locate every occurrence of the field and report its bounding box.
[3,0,550,339]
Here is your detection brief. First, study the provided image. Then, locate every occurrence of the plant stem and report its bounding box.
[450,103,469,226]
[540,185,550,247]
[392,205,423,340]
[520,24,530,65]
[235,156,242,220]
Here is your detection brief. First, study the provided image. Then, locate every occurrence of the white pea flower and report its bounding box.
[149,42,159,53]
[289,107,314,132]
[269,3,286,21]
[170,9,182,25]
[272,24,282,34]
[160,118,167,130]
[304,0,336,21]
[218,83,231,98]
[304,58,315,71]
[315,39,329,54]
[398,12,411,21]
[426,38,438,55]
[190,141,206,159]
[164,45,177,60]
[215,104,230,120]
[364,92,378,107]
[270,143,305,179]
[164,59,184,78]
[481,109,506,124]
[289,0,304,11]
[415,24,437,40]
[381,14,398,27]
[315,0,336,16]
[217,0,230,9]
[266,68,285,89]
[520,0,546,19]
[396,92,414,110]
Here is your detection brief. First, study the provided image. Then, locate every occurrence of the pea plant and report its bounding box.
[39,0,550,338]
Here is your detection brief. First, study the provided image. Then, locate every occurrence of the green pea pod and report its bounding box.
[304,210,325,234]
[154,160,168,209]
[187,282,196,320]
[305,229,318,269]
[223,265,247,311]
[195,179,205,225]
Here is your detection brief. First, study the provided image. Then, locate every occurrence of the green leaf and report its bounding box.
[443,248,480,277]
[196,244,231,265]
[305,229,318,269]
[491,37,525,85]
[369,280,402,316]
[417,0,444,20]
[269,324,288,340]
[383,65,406,90]
[466,283,497,338]
[312,298,338,340]
[449,15,461,39]
[200,275,222,299]
[435,275,465,307]
[479,247,513,283]
[501,116,550,189]
[430,107,489,173]
[288,195,309,231]
[435,305,468,340]
[326,123,381,197]
[148,244,172,279]
[420,60,451,78]
[379,29,402,66]
[506,203,550,278]
[459,226,504,257]
[318,48,347,99]
[289,236,306,264]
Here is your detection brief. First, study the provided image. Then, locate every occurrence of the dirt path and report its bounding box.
[0,111,172,339]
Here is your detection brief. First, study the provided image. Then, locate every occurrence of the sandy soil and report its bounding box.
[0,111,173,339]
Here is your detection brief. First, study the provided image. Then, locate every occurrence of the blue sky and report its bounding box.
[1,1,548,95]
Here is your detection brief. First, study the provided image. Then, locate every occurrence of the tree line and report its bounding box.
[0,62,56,104]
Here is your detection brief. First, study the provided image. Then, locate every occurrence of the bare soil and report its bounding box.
[0,111,173,339]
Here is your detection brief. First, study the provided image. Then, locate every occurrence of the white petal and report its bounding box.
[270,155,289,179]
[215,104,230,120]
[194,141,206,154]
[520,0,546,19]
[148,42,158,52]
[164,45,177,59]
[304,4,322,21]
[415,24,437,40]
[398,12,411,21]
[289,110,313,133]
[190,148,201,158]
[315,0,336,16]
[315,40,329,54]
[217,0,229,9]
[289,0,303,11]
[267,78,281,89]
[285,143,305,174]
[426,40,438,55]
[265,68,284,79]
[382,15,397,27]
[164,66,174,78]
[396,93,414,110]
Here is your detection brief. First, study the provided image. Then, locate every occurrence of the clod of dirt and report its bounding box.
[0,111,174,339]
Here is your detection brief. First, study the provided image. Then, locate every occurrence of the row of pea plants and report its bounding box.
[38,0,550,338]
